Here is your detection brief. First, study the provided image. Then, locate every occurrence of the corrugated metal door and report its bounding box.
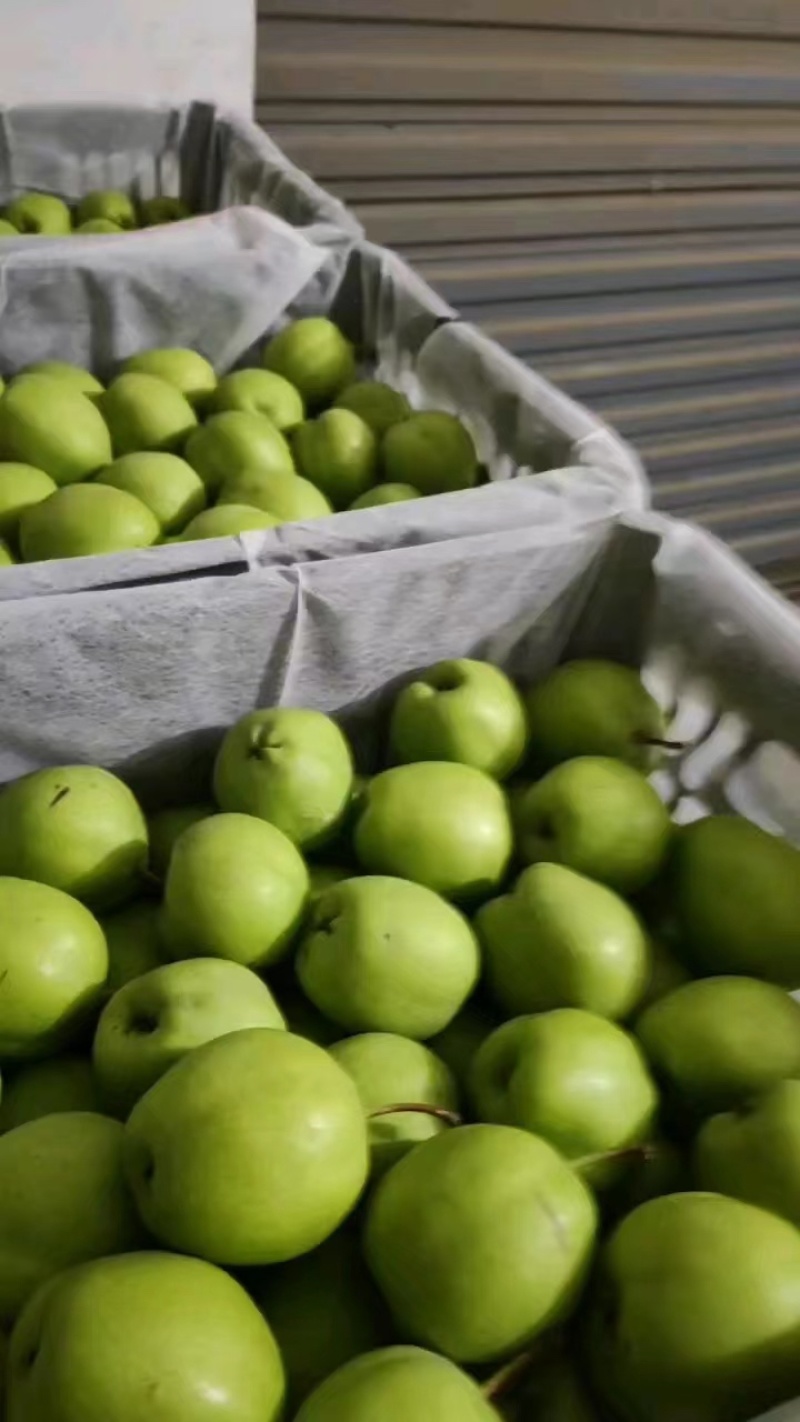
[257,1,800,596]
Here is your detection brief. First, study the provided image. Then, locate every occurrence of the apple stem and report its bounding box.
[633,734,687,752]
[574,1143,657,1175]
[482,1339,555,1402]
[367,1103,462,1127]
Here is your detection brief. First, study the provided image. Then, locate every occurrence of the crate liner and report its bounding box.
[0,241,644,601]
[0,478,795,859]
[0,100,361,304]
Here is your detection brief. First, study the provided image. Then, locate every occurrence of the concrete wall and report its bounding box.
[0,0,255,112]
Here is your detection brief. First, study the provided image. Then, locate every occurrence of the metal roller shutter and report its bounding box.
[257,1,800,597]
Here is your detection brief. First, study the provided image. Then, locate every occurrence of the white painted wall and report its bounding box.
[0,0,255,112]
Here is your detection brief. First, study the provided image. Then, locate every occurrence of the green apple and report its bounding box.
[333,380,412,436]
[525,660,667,771]
[636,975,800,1118]
[14,361,104,396]
[298,876,479,1039]
[471,1010,658,1187]
[427,1001,498,1092]
[19,482,160,561]
[75,218,123,234]
[100,372,198,455]
[0,878,107,1058]
[0,219,19,236]
[295,1347,501,1422]
[330,1032,459,1177]
[308,862,351,898]
[355,762,512,901]
[350,482,421,509]
[0,377,112,484]
[181,504,281,540]
[76,190,137,229]
[95,451,206,534]
[4,193,71,235]
[121,349,217,408]
[390,658,528,780]
[263,318,356,408]
[515,756,671,895]
[213,707,354,851]
[0,1112,144,1325]
[0,1057,101,1133]
[382,410,478,495]
[185,410,295,494]
[365,1123,597,1363]
[94,957,286,1115]
[6,1250,285,1421]
[247,1227,391,1410]
[586,1192,800,1422]
[160,812,308,969]
[694,1080,800,1227]
[209,368,305,429]
[670,815,800,985]
[0,763,148,909]
[476,863,651,1021]
[0,464,57,540]
[139,195,192,225]
[218,466,332,522]
[0,538,14,565]
[147,802,213,880]
[291,408,378,509]
[124,1027,369,1263]
[101,900,163,991]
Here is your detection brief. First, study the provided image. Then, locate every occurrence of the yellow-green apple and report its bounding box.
[6,1251,285,1421]
[4,193,71,235]
[209,368,304,429]
[586,1193,800,1422]
[146,803,213,880]
[525,660,667,771]
[100,372,197,455]
[124,1027,369,1263]
[382,410,478,495]
[333,380,411,435]
[476,863,651,1020]
[295,1347,500,1422]
[19,483,160,561]
[263,317,355,408]
[694,1079,800,1228]
[0,377,112,483]
[94,957,286,1115]
[139,195,192,225]
[350,483,421,509]
[185,410,295,494]
[355,762,512,901]
[291,409,377,509]
[75,217,123,234]
[515,756,671,894]
[0,1112,143,1325]
[213,707,354,850]
[218,467,332,522]
[100,900,164,992]
[181,504,281,540]
[14,361,104,397]
[471,1009,658,1187]
[330,1031,460,1176]
[297,876,479,1039]
[365,1123,597,1363]
[0,878,107,1059]
[390,658,528,780]
[0,464,56,541]
[636,976,800,1118]
[159,812,308,969]
[76,190,137,229]
[121,349,217,408]
[0,764,148,909]
[95,452,206,534]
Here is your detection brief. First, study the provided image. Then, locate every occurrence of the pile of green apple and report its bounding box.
[0,316,479,567]
[0,655,799,1422]
[0,189,192,237]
